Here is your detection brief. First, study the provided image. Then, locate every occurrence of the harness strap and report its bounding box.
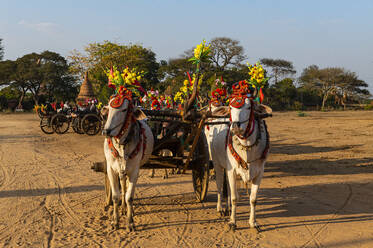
[115,103,134,140]
[107,137,119,158]
[226,120,269,170]
[107,121,147,160]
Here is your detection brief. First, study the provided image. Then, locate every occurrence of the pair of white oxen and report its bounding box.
[102,96,271,232]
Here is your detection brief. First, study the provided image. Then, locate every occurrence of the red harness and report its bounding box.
[107,122,147,160]
[226,119,270,170]
[107,99,147,160]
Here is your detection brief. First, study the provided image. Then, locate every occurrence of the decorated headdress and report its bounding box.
[107,66,146,108]
[107,66,145,97]
[229,62,269,108]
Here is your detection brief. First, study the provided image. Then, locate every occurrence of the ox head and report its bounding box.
[102,94,146,138]
[229,96,255,137]
[212,95,272,138]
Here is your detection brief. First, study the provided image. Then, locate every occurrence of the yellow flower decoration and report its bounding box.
[189,40,211,65]
[247,62,269,87]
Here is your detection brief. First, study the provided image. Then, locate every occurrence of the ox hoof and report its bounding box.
[223,208,230,216]
[250,223,261,233]
[163,175,168,179]
[227,222,236,232]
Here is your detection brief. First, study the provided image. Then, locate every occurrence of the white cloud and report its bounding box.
[18,20,57,32]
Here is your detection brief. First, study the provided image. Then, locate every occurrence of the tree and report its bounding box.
[69,41,160,102]
[260,58,296,84]
[0,59,28,108]
[159,38,249,97]
[0,38,4,61]
[209,37,246,72]
[334,71,370,109]
[299,66,370,111]
[267,78,297,109]
[0,51,77,107]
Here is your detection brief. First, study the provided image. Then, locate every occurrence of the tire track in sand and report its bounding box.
[32,146,107,248]
[300,183,353,248]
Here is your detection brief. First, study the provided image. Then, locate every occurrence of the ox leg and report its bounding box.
[163,169,169,179]
[108,170,120,230]
[120,175,127,216]
[224,171,231,216]
[227,170,237,231]
[125,172,138,232]
[249,174,262,232]
[214,165,225,216]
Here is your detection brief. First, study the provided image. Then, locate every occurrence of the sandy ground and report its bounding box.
[0,111,373,248]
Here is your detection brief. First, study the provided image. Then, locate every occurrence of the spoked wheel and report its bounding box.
[40,116,54,134]
[51,113,70,134]
[72,117,84,134]
[191,132,210,202]
[81,114,102,136]
[37,109,45,119]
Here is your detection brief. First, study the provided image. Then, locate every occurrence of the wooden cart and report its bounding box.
[91,108,229,204]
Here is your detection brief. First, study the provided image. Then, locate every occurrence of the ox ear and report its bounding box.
[254,103,272,115]
[212,106,230,117]
[133,106,147,120]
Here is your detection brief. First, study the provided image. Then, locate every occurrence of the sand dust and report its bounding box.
[0,111,373,247]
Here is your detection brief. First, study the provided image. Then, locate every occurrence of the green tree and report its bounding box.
[334,71,370,109]
[300,65,342,111]
[260,58,296,84]
[69,41,159,103]
[299,66,370,111]
[0,51,77,107]
[0,59,28,108]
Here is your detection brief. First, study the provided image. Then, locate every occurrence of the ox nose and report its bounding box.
[102,129,110,136]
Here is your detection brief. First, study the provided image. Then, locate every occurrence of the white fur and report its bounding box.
[103,98,154,231]
[211,98,269,230]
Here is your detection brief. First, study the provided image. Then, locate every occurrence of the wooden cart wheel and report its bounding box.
[192,132,210,202]
[81,114,102,136]
[40,116,54,134]
[104,174,113,206]
[72,117,84,134]
[51,113,70,134]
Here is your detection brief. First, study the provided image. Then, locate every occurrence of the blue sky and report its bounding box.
[1,0,373,91]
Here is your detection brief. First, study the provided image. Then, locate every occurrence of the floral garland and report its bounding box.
[211,78,228,107]
[106,66,145,98]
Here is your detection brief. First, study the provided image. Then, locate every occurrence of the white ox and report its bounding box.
[103,96,154,231]
[211,97,271,231]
